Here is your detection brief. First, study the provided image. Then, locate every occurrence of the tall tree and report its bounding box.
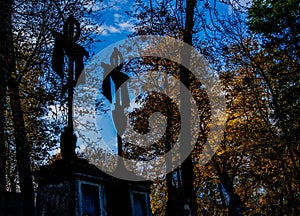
[0,0,14,192]
[8,74,35,215]
[194,0,300,214]
[248,0,300,214]
[127,1,202,215]
[177,0,198,215]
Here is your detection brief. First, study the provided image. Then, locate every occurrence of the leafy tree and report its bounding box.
[0,0,102,214]
[194,0,300,214]
[248,0,300,214]
[0,0,14,193]
[126,1,210,215]
[248,0,300,59]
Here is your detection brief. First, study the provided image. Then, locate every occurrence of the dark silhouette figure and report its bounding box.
[51,15,88,161]
[52,15,88,85]
[101,48,130,168]
[101,48,129,108]
[110,47,124,67]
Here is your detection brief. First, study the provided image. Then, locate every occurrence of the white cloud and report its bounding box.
[102,0,129,12]
[114,13,123,22]
[117,21,134,32]
[100,13,134,36]
[101,29,109,36]
[103,24,121,33]
[97,1,134,37]
[88,1,106,12]
[108,0,128,6]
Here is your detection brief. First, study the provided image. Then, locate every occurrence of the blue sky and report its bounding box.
[91,0,248,52]
[91,0,135,52]
[96,0,136,152]
[77,0,136,153]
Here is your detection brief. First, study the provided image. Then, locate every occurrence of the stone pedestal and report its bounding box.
[34,158,152,216]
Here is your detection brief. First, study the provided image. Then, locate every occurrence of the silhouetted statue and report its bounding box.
[110,47,124,67]
[101,48,130,157]
[51,15,88,161]
[101,48,130,108]
[101,62,114,103]
[52,15,88,85]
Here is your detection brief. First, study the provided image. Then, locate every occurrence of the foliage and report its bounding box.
[1,0,299,215]
[248,0,300,57]
[126,1,208,215]
[126,0,300,215]
[196,0,300,214]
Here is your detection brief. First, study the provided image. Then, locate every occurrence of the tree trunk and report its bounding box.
[8,67,35,216]
[179,0,198,215]
[213,158,243,215]
[0,1,35,212]
[165,83,182,216]
[0,0,14,192]
[166,1,198,215]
